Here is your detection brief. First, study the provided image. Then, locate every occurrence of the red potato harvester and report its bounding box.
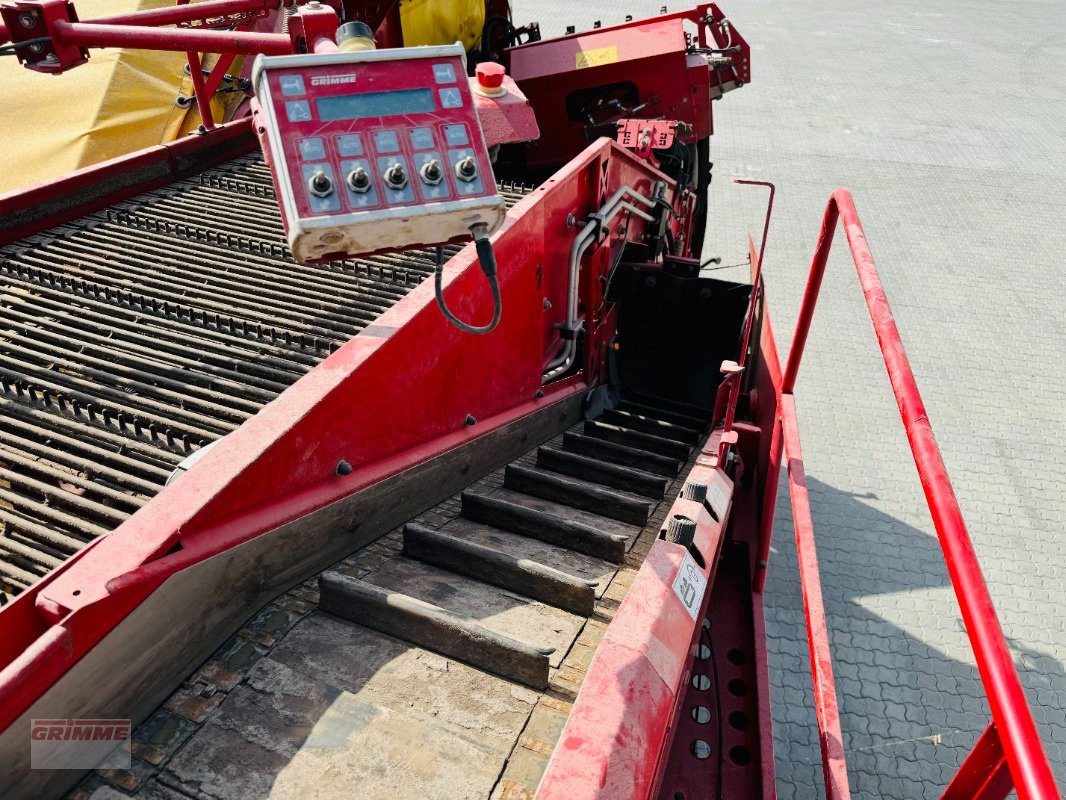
[0,1,1058,799]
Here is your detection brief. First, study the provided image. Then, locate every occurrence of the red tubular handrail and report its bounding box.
[781,393,852,800]
[775,189,1060,799]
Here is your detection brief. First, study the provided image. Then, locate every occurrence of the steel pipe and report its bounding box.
[86,0,279,28]
[772,189,1059,800]
[53,20,292,55]
[781,394,851,800]
[542,185,659,383]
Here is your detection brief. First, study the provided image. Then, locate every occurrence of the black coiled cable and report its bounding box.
[434,226,502,335]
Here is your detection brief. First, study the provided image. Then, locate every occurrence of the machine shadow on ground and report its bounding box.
[144,581,550,799]
[763,474,1065,799]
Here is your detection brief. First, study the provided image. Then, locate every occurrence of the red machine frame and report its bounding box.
[535,189,1060,799]
[0,0,335,129]
[0,2,1059,797]
[0,0,751,156]
[0,121,680,765]
[504,3,749,168]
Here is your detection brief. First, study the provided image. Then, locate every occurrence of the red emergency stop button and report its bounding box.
[475,63,507,96]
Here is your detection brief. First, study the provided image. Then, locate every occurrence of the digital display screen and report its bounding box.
[315,88,436,121]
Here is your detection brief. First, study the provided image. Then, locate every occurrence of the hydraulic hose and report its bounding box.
[434,224,502,335]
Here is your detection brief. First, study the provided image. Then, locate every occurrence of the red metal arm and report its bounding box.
[87,0,280,27]
[0,0,272,42]
[52,19,290,55]
[0,0,357,78]
[769,189,1060,800]
[1,0,347,127]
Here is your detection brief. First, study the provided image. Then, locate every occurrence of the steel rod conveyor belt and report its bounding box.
[0,153,534,601]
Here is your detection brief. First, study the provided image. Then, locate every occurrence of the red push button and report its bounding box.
[475,63,507,95]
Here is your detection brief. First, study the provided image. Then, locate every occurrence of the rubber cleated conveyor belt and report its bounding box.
[72,395,715,799]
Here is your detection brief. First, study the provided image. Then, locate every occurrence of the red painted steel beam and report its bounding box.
[537,460,735,800]
[779,190,1060,800]
[53,19,292,55]
[942,723,1013,800]
[185,50,216,130]
[780,393,851,800]
[86,0,279,27]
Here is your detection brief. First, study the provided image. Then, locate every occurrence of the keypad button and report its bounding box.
[443,124,469,147]
[337,134,364,157]
[285,100,312,122]
[433,63,457,84]
[298,137,326,161]
[373,130,400,154]
[410,127,435,150]
[438,88,463,109]
[279,75,305,96]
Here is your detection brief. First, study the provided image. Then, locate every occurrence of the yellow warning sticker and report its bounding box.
[575,45,618,69]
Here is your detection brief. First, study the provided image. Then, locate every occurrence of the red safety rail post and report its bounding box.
[942,723,1014,800]
[774,189,1060,800]
[780,392,851,800]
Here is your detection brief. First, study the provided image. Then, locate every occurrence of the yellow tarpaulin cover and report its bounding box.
[0,0,486,195]
[399,0,484,51]
[0,0,244,195]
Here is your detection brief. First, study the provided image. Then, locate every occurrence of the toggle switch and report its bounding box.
[307,170,334,197]
[419,159,443,185]
[384,162,408,190]
[347,166,371,193]
[455,157,477,182]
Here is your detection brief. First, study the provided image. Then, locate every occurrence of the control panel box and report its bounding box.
[252,44,505,263]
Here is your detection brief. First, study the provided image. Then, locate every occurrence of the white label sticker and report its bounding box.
[672,550,708,621]
[708,472,730,520]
